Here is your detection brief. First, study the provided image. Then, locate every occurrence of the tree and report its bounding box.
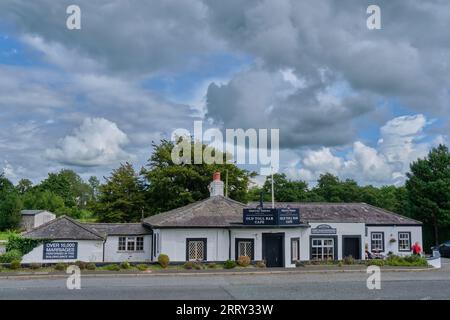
[21,189,66,214]
[405,144,450,245]
[16,179,33,194]
[0,173,22,230]
[314,173,343,202]
[263,173,309,202]
[94,163,146,222]
[141,139,255,214]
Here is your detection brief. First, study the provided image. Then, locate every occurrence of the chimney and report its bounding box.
[209,171,224,197]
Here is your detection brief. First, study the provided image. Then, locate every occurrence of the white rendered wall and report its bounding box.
[365,225,423,256]
[103,235,152,262]
[33,211,56,228]
[21,240,104,263]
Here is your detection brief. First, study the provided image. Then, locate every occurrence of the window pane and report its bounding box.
[136,237,144,251]
[127,238,135,251]
[238,241,252,259]
[188,240,205,261]
[118,237,126,251]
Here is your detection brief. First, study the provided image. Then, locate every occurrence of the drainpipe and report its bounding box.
[102,239,106,262]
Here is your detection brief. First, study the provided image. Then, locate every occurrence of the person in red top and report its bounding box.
[412,242,422,255]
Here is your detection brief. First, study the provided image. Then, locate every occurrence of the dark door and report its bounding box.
[343,237,361,259]
[262,233,284,267]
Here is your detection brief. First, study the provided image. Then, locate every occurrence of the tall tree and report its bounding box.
[94,163,145,222]
[263,173,309,202]
[406,144,450,245]
[0,173,22,230]
[141,139,255,214]
[16,179,33,194]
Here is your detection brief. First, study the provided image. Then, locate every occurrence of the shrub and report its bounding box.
[183,261,195,270]
[224,260,237,269]
[343,255,355,265]
[120,261,131,269]
[30,263,42,270]
[237,255,251,267]
[295,261,305,268]
[193,262,204,270]
[75,261,87,270]
[338,261,343,267]
[10,260,21,270]
[86,263,96,270]
[0,249,23,263]
[255,260,266,268]
[6,234,41,255]
[385,255,427,267]
[104,264,120,271]
[366,259,384,267]
[54,263,66,271]
[158,254,170,268]
[137,264,148,271]
[207,263,217,269]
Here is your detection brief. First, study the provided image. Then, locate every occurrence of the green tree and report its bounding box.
[263,173,309,202]
[0,173,22,230]
[141,139,255,214]
[21,189,66,214]
[406,144,450,245]
[94,163,145,222]
[314,173,342,202]
[16,179,33,194]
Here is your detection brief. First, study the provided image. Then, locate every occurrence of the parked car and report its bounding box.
[432,241,450,258]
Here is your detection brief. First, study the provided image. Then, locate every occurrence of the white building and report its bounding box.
[22,173,422,267]
[20,210,56,231]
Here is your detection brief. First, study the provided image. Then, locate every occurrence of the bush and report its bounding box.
[6,234,41,255]
[137,264,148,271]
[237,255,251,267]
[86,263,96,270]
[255,260,266,268]
[193,262,203,270]
[385,255,427,267]
[338,261,343,267]
[0,249,23,263]
[75,261,87,270]
[224,260,236,269]
[183,261,195,270]
[343,255,355,265]
[366,259,385,267]
[54,263,66,271]
[207,263,217,269]
[104,264,120,271]
[10,260,21,270]
[30,263,42,270]
[158,254,170,268]
[120,261,131,269]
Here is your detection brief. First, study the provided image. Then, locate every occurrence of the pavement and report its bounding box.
[0,258,449,300]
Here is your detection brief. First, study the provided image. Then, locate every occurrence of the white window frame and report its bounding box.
[371,232,384,252]
[311,238,334,261]
[118,236,144,252]
[398,232,411,252]
[291,238,300,263]
[186,238,207,261]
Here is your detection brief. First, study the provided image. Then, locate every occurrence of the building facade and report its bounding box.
[22,173,423,267]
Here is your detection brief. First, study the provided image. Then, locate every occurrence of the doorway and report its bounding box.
[262,233,284,267]
[343,236,361,260]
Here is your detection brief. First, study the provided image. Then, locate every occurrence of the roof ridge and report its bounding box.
[363,203,423,224]
[63,216,105,238]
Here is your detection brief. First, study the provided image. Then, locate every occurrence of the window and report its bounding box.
[186,238,207,261]
[118,236,144,252]
[291,238,300,263]
[371,232,384,252]
[235,239,254,260]
[311,238,334,261]
[398,232,411,251]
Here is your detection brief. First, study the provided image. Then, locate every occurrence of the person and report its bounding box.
[412,242,422,255]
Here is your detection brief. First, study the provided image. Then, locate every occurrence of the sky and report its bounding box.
[0,0,449,187]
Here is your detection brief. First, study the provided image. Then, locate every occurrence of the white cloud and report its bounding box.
[46,118,131,167]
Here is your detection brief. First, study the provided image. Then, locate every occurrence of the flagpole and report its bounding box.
[271,166,275,209]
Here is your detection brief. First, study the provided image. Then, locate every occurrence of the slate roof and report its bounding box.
[21,210,53,216]
[23,216,104,240]
[249,202,422,225]
[144,196,422,228]
[143,196,245,228]
[86,223,152,236]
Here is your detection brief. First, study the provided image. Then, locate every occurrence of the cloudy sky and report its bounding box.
[0,0,448,186]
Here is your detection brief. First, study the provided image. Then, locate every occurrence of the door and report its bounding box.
[262,233,284,267]
[343,236,361,259]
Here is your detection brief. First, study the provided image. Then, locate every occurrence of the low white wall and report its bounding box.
[103,235,152,262]
[365,225,423,256]
[21,240,104,263]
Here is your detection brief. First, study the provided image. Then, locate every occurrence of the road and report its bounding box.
[0,259,449,300]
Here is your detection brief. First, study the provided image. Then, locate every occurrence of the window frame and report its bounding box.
[291,237,300,264]
[235,238,255,260]
[118,236,145,252]
[186,238,207,262]
[370,232,385,252]
[398,232,411,252]
[310,236,337,261]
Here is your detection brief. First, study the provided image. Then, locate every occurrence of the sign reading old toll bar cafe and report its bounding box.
[243,208,300,226]
[43,242,78,260]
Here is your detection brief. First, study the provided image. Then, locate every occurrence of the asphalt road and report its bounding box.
[0,259,449,300]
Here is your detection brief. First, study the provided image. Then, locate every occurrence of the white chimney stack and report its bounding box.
[209,172,224,197]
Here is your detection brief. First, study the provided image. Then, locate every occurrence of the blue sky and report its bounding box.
[0,1,448,186]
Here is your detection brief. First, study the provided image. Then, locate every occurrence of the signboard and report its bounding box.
[311,224,337,235]
[278,208,300,225]
[243,208,300,226]
[43,242,78,260]
[243,208,277,225]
